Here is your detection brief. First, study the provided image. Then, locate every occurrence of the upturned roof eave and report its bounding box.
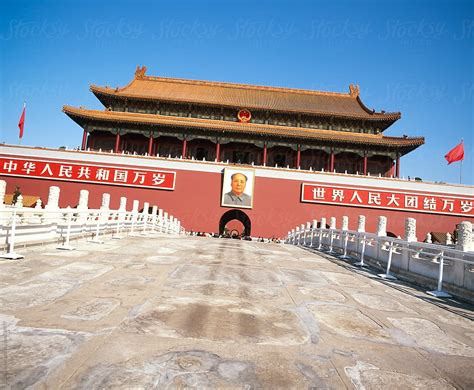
[63,105,423,153]
[89,85,401,124]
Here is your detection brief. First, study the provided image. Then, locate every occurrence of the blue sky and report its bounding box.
[1,0,472,184]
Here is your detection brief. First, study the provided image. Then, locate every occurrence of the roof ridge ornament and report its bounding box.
[349,84,360,97]
[135,65,147,79]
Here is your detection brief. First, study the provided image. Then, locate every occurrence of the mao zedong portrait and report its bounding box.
[223,172,252,207]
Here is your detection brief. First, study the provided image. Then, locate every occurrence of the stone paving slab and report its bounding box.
[0,236,473,389]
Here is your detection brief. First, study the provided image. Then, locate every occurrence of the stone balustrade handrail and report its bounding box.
[292,228,474,263]
[0,180,185,259]
[285,216,474,301]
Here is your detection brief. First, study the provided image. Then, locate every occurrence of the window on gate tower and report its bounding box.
[196,148,209,161]
[274,154,286,167]
[232,151,249,164]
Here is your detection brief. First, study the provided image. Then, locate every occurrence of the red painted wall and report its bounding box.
[2,167,469,239]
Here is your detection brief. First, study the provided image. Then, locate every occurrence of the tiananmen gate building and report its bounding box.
[65,66,423,177]
[0,67,472,238]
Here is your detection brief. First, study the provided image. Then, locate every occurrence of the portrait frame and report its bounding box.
[221,167,255,209]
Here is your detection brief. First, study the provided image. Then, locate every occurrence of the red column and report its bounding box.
[388,164,394,177]
[216,142,220,162]
[395,155,400,178]
[330,149,335,172]
[114,132,120,153]
[182,138,187,158]
[263,143,267,166]
[148,132,153,156]
[81,130,88,150]
[363,155,368,175]
[296,145,301,168]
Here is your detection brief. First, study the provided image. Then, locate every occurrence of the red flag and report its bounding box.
[444,141,464,165]
[18,104,26,139]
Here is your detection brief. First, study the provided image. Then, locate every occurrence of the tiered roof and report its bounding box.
[64,66,424,155]
[90,66,401,123]
[63,106,423,152]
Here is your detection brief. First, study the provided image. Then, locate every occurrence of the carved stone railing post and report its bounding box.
[0,180,6,209]
[45,186,60,209]
[405,218,417,242]
[320,217,326,229]
[119,196,127,210]
[15,195,23,208]
[12,195,23,226]
[295,226,300,245]
[158,209,164,232]
[305,221,311,245]
[132,200,139,213]
[328,217,336,252]
[456,221,472,252]
[57,206,75,250]
[170,216,176,233]
[112,196,127,239]
[339,216,349,258]
[0,181,7,243]
[318,217,326,250]
[77,189,89,224]
[151,205,158,232]
[118,196,127,223]
[78,189,89,209]
[28,199,42,224]
[376,216,387,237]
[45,186,61,222]
[425,233,432,244]
[101,193,110,210]
[311,219,318,247]
[446,232,452,245]
[342,216,349,231]
[100,193,110,224]
[130,200,139,234]
[164,211,169,233]
[142,202,150,234]
[357,215,366,233]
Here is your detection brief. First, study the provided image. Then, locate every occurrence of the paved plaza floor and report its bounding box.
[0,235,473,389]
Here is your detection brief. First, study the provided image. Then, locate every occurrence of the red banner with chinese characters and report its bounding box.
[0,158,176,190]
[301,183,473,217]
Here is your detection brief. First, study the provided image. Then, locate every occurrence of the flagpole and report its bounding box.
[460,159,462,184]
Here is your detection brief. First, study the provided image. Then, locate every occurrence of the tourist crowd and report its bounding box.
[187,231,281,243]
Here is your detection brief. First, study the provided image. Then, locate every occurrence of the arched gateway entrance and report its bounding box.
[219,209,251,237]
